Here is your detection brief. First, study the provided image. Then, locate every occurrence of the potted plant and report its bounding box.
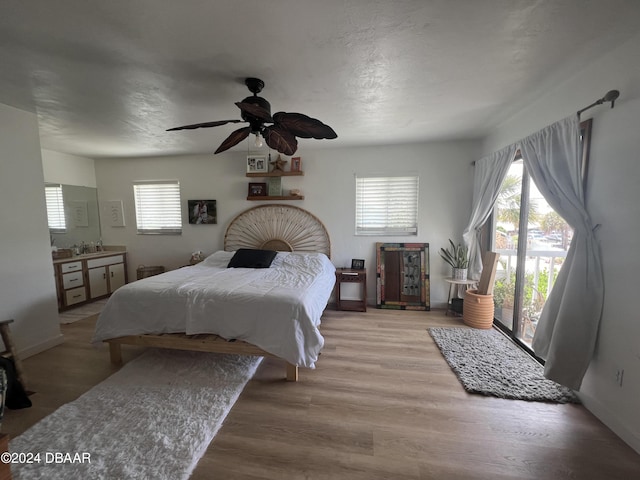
[492,279,514,329]
[439,239,469,280]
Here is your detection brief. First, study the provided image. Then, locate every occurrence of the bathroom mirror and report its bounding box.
[46,183,101,249]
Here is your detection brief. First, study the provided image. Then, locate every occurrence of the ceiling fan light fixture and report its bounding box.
[253,132,263,148]
[168,77,337,155]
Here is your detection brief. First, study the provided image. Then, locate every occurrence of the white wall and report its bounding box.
[482,33,640,453]
[0,104,63,357]
[42,149,97,187]
[95,141,479,307]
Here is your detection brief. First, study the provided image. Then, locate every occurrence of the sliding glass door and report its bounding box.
[492,159,571,350]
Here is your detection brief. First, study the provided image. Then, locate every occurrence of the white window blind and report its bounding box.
[133,181,182,234]
[45,184,66,232]
[355,175,419,235]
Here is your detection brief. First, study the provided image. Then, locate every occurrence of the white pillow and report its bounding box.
[200,250,236,268]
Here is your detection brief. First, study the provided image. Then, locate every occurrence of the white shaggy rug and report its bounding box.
[10,349,263,479]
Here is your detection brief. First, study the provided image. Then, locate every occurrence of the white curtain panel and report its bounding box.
[521,115,604,390]
[463,145,516,279]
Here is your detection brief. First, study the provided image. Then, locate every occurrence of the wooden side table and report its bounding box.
[335,268,367,312]
[0,433,11,480]
[444,278,478,316]
[0,319,26,392]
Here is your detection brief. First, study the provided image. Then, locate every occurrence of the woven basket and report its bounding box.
[462,289,494,329]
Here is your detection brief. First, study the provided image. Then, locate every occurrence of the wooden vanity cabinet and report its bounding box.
[54,252,127,311]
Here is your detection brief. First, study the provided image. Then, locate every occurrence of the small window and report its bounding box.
[355,174,419,235]
[45,184,66,232]
[133,181,182,234]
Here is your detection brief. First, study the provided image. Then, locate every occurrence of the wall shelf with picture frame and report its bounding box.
[246,171,304,177]
[245,154,305,200]
[247,195,305,201]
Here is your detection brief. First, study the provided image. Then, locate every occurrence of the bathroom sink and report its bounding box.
[74,252,108,258]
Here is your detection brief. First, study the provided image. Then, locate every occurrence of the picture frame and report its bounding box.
[247,155,268,173]
[267,177,282,196]
[291,156,302,172]
[248,182,267,197]
[70,200,88,227]
[104,200,125,227]
[351,258,365,270]
[188,199,217,224]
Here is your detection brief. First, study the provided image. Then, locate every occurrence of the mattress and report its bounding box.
[92,250,336,368]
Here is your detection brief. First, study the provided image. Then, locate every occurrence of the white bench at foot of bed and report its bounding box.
[105,333,299,381]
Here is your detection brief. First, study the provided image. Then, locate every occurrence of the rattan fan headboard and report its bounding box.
[224,204,331,258]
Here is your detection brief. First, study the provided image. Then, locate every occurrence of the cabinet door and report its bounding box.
[88,267,108,298]
[108,263,126,292]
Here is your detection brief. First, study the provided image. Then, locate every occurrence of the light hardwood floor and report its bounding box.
[4,308,640,479]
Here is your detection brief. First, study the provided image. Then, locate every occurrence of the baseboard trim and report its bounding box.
[19,334,64,360]
[577,392,640,455]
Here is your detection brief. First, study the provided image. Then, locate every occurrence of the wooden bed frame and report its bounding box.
[104,204,332,382]
[107,333,299,381]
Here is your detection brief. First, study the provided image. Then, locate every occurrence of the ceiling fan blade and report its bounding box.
[272,112,337,139]
[235,102,273,122]
[263,126,298,156]
[167,119,243,131]
[214,126,251,154]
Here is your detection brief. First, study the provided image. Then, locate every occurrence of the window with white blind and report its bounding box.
[355,174,419,235]
[133,181,182,234]
[45,184,66,232]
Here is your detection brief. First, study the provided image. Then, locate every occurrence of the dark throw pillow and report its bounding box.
[227,248,278,269]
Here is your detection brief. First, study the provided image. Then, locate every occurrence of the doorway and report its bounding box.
[492,159,571,351]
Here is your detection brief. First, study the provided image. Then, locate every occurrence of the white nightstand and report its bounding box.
[444,277,478,316]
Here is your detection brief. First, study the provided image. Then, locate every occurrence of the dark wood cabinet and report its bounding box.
[376,243,430,310]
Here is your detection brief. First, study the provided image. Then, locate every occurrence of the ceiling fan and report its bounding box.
[167,77,337,155]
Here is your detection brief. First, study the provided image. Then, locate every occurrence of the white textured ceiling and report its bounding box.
[1,0,639,158]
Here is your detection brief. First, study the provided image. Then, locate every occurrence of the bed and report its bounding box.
[93,205,334,381]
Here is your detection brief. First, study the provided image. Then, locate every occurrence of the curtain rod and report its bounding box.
[577,89,620,116]
[471,89,620,165]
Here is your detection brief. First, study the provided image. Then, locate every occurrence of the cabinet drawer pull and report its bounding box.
[72,294,82,299]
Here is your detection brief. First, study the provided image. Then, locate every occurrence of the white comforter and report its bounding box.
[92,251,336,368]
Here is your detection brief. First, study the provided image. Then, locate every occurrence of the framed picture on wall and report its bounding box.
[104,200,125,227]
[248,182,267,197]
[247,155,268,173]
[188,199,217,224]
[70,200,88,227]
[291,156,302,172]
